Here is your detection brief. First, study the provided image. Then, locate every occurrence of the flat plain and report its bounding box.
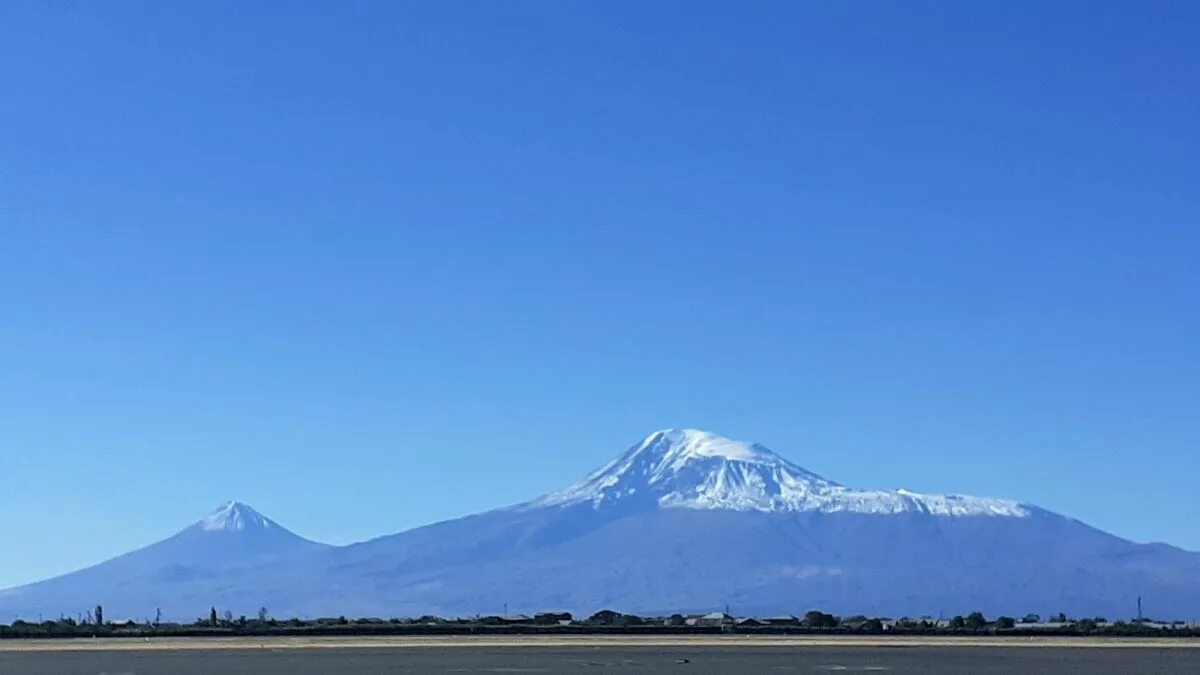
[3,636,1200,674]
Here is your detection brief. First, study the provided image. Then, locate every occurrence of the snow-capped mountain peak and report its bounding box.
[535,428,1031,518]
[197,501,274,532]
[638,428,805,466]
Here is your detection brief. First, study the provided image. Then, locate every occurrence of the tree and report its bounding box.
[995,616,1016,630]
[258,607,270,623]
[863,618,884,633]
[667,614,686,627]
[94,605,104,627]
[586,610,625,626]
[948,616,966,630]
[209,607,218,626]
[965,612,987,630]
[155,608,162,626]
[533,612,571,625]
[803,611,839,629]
[1053,612,1068,623]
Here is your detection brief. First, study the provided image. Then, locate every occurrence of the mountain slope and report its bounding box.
[288,429,1197,619]
[3,430,1198,621]
[303,507,1200,620]
[0,502,328,621]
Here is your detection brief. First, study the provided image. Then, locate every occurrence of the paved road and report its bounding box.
[3,646,1199,674]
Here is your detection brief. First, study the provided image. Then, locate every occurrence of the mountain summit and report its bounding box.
[3,429,1199,621]
[537,428,1030,517]
[197,501,277,533]
[0,502,328,621]
[155,501,325,564]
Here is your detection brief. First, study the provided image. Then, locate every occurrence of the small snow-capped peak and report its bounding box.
[533,428,1031,518]
[198,501,273,532]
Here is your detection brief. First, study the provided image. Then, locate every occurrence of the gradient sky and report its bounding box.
[1,1,1197,589]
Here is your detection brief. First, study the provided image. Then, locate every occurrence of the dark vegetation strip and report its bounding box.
[3,608,1198,640]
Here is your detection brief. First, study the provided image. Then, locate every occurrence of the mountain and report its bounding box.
[3,430,1198,621]
[0,502,328,622]
[283,429,1199,620]
[534,429,1029,516]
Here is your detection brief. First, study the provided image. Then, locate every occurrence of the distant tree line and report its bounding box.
[3,606,1197,639]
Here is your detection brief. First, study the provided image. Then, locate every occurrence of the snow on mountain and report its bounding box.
[535,428,1030,517]
[0,502,329,621]
[4,429,1199,621]
[198,501,276,532]
[145,501,326,566]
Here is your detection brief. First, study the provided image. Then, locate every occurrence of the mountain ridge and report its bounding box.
[533,428,1031,517]
[2,428,1196,621]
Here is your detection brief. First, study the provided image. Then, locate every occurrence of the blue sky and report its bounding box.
[1,1,1197,589]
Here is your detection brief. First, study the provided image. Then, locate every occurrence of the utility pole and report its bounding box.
[1137,596,1143,622]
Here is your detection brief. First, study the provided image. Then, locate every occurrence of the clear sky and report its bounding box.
[1,1,1197,589]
